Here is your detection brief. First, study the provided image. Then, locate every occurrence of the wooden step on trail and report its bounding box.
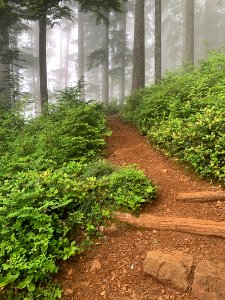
[177,191,225,203]
[117,212,225,238]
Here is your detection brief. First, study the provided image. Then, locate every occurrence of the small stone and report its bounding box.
[152,230,157,234]
[64,289,73,296]
[161,289,166,294]
[67,268,73,277]
[162,169,168,174]
[90,259,101,272]
[104,223,118,234]
[99,225,105,232]
[100,290,106,296]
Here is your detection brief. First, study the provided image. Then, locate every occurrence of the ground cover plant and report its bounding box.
[122,49,225,184]
[0,87,156,299]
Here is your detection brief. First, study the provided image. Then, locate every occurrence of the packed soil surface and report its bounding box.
[57,115,225,300]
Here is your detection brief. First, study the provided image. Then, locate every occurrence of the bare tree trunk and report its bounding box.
[39,15,48,113]
[102,15,109,106]
[0,17,10,107]
[78,11,85,98]
[119,10,127,105]
[32,23,41,116]
[59,29,63,90]
[155,0,161,83]
[132,0,145,91]
[204,0,218,54]
[64,23,70,87]
[183,0,194,64]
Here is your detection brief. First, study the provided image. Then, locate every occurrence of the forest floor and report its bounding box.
[57,115,225,300]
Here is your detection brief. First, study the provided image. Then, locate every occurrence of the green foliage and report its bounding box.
[108,167,156,212]
[0,86,157,299]
[0,108,24,156]
[1,92,109,176]
[122,49,225,184]
[104,99,120,115]
[0,162,156,299]
[80,160,117,179]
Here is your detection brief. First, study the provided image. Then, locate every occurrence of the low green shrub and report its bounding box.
[122,49,225,184]
[0,162,156,299]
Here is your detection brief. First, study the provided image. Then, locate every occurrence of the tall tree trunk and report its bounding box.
[33,23,41,115]
[155,0,161,83]
[39,15,48,113]
[204,0,218,54]
[64,23,70,87]
[119,9,127,105]
[78,11,85,98]
[132,0,145,91]
[102,15,109,106]
[0,17,10,107]
[59,28,63,90]
[183,0,194,64]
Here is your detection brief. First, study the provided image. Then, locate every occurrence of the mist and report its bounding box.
[1,0,225,116]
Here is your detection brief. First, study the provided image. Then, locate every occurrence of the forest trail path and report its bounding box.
[59,115,225,300]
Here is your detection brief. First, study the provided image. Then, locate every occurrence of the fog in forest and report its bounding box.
[1,0,225,116]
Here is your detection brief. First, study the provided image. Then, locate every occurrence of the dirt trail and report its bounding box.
[58,116,225,300]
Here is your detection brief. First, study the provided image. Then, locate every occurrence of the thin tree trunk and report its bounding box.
[0,17,10,107]
[39,15,48,113]
[204,0,218,55]
[32,23,41,116]
[155,0,161,83]
[59,29,63,89]
[119,10,127,105]
[102,15,109,106]
[78,11,85,99]
[64,24,70,87]
[183,0,194,64]
[132,0,145,91]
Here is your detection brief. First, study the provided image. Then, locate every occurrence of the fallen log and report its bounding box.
[116,212,225,238]
[177,191,225,203]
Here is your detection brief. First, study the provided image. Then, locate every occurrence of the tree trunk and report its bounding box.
[119,10,127,105]
[155,0,161,83]
[39,15,48,113]
[78,10,85,99]
[65,23,70,87]
[0,16,10,107]
[117,213,225,239]
[102,15,109,106]
[204,0,218,54]
[132,0,145,91]
[183,0,194,64]
[59,28,63,90]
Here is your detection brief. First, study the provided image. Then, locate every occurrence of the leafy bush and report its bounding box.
[80,160,117,179]
[0,86,157,299]
[0,162,156,299]
[122,49,225,184]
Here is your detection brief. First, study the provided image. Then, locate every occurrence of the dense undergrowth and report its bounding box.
[0,87,156,299]
[122,49,225,184]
